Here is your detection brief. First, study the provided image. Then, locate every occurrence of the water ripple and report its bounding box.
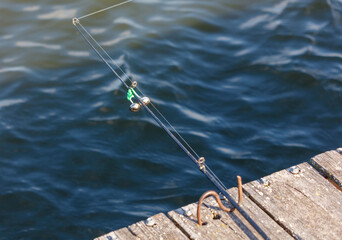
[0,99,26,109]
[37,8,78,20]
[23,5,41,12]
[114,17,146,30]
[240,14,270,30]
[0,66,33,74]
[67,51,90,57]
[15,41,61,50]
[1,0,342,239]
[101,30,133,46]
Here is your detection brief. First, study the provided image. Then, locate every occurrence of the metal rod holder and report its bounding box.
[197,175,243,226]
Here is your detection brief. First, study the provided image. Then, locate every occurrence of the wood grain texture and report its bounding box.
[94,227,137,240]
[208,187,293,240]
[168,200,243,240]
[94,150,342,240]
[310,150,342,189]
[128,212,188,240]
[243,162,342,240]
[167,186,293,240]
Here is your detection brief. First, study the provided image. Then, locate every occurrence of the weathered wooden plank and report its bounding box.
[203,187,293,240]
[94,227,137,240]
[168,187,292,240]
[310,149,342,189]
[168,199,243,240]
[128,212,188,240]
[243,162,342,240]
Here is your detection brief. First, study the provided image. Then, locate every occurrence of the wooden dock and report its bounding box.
[95,149,342,240]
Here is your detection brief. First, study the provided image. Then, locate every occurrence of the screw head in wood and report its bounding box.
[287,166,300,174]
[259,178,270,187]
[183,208,192,217]
[145,217,156,226]
[106,235,118,240]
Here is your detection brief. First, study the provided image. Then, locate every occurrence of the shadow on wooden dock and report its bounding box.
[95,149,342,240]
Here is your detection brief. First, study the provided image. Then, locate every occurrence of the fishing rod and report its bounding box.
[72,2,269,239]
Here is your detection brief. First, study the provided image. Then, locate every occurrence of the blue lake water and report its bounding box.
[0,0,341,239]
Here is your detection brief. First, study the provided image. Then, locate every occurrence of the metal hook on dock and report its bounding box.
[197,175,243,226]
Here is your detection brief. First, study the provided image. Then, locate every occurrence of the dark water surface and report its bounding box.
[1,0,342,239]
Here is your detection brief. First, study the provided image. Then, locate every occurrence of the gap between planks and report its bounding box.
[95,148,342,240]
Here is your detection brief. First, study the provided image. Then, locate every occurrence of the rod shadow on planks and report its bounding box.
[94,148,342,240]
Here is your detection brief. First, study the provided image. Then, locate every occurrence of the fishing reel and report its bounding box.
[127,81,150,112]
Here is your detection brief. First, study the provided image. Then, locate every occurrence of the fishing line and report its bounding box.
[72,2,269,238]
[78,0,133,20]
[149,101,201,160]
[76,0,200,159]
[78,22,134,86]
[77,19,201,161]
[74,18,221,192]
[73,20,129,89]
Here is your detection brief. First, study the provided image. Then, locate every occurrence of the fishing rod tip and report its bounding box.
[72,17,80,26]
